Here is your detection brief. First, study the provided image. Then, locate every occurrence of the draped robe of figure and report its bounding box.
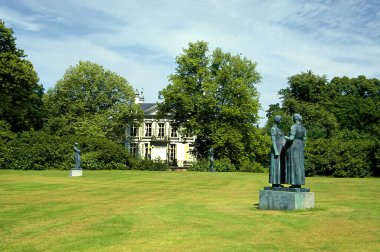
[74,145,81,169]
[269,124,285,185]
[285,123,307,185]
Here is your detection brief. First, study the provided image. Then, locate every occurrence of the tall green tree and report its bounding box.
[276,71,339,139]
[325,75,380,135]
[158,41,266,169]
[0,20,44,132]
[267,71,379,177]
[43,61,143,142]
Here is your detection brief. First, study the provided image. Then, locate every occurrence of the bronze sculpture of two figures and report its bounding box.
[269,114,307,188]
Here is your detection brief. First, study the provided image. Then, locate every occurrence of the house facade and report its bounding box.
[125,91,196,167]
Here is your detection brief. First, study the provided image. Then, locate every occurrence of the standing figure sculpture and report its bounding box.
[209,147,214,172]
[285,114,307,188]
[74,142,81,170]
[269,115,286,187]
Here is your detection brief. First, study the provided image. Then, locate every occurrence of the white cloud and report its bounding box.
[1,0,379,126]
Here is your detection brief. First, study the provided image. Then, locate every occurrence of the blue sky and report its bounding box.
[1,0,379,125]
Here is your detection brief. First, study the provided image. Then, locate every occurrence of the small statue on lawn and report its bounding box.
[209,147,214,172]
[73,142,81,170]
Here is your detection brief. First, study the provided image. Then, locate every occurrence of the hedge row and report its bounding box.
[305,133,379,177]
[0,130,170,171]
[0,126,378,176]
[188,158,266,173]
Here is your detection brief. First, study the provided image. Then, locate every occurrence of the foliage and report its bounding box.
[0,131,134,170]
[189,157,266,172]
[266,71,380,177]
[0,131,71,170]
[158,41,263,169]
[126,158,169,171]
[0,20,44,132]
[325,75,380,136]
[188,159,209,171]
[305,131,378,177]
[43,61,143,142]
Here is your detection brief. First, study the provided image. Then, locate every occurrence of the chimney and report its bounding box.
[139,89,145,103]
[134,89,140,104]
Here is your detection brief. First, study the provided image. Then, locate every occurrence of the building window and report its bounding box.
[158,123,165,137]
[145,123,152,137]
[130,125,137,137]
[144,143,151,159]
[130,143,137,156]
[170,127,178,138]
[169,144,176,161]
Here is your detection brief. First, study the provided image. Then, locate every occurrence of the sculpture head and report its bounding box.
[274,115,281,124]
[293,114,302,122]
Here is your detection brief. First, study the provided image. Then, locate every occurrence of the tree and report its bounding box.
[268,71,379,177]
[158,41,265,169]
[43,61,143,142]
[277,71,338,139]
[325,76,380,135]
[0,20,44,132]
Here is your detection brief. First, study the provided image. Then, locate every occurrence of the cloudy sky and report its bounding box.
[1,0,379,125]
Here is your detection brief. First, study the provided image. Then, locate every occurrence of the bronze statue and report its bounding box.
[74,142,81,170]
[209,147,214,172]
[285,114,307,188]
[269,115,285,187]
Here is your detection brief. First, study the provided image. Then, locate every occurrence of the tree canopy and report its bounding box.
[266,70,379,177]
[158,41,268,169]
[43,61,143,142]
[0,20,44,132]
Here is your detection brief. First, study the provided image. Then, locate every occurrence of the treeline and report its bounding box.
[0,20,155,171]
[266,71,379,177]
[1,19,379,176]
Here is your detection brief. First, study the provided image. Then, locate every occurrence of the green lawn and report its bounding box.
[0,170,379,251]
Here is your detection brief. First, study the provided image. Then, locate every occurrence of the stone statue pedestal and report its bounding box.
[259,187,314,210]
[69,169,83,177]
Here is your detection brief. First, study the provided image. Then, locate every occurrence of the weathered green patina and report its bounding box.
[285,114,307,186]
[269,115,285,186]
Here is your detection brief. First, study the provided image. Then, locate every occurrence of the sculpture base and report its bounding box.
[69,169,82,177]
[259,187,314,210]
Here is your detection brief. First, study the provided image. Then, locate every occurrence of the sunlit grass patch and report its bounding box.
[0,170,379,251]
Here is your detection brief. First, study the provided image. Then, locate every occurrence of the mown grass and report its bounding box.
[0,170,379,251]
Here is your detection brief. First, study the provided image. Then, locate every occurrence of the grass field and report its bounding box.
[0,170,379,251]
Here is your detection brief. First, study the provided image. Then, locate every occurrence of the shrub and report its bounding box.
[188,158,236,172]
[239,158,266,173]
[127,158,169,171]
[1,131,71,170]
[305,134,377,177]
[0,131,132,170]
[214,158,236,172]
[188,159,209,171]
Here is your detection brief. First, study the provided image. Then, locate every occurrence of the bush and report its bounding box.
[0,131,133,170]
[188,158,236,172]
[127,158,169,171]
[305,133,377,177]
[239,158,266,173]
[188,159,209,171]
[214,158,236,172]
[1,131,71,170]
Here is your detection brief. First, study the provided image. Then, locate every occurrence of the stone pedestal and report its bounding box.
[259,187,314,210]
[69,169,83,177]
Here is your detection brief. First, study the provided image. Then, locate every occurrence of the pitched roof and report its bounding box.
[140,103,157,112]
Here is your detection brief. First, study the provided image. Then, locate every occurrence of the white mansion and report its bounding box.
[125,91,196,167]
